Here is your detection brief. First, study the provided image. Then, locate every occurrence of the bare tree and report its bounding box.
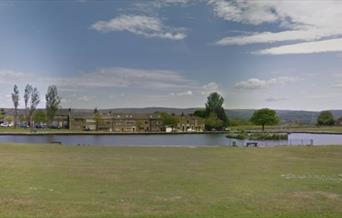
[11,85,19,128]
[45,85,61,126]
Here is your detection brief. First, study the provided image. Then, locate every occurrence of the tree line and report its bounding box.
[10,84,61,128]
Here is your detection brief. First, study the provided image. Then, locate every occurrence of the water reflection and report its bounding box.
[0,133,341,147]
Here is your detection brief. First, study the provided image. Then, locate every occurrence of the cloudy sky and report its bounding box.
[0,0,342,111]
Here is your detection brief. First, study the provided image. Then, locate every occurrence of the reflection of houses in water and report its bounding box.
[53,111,205,133]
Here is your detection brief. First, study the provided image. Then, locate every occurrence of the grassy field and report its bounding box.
[0,144,341,217]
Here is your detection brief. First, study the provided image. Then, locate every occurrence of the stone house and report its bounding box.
[176,115,205,132]
[53,111,205,133]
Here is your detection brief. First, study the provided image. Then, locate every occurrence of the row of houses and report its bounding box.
[54,112,205,133]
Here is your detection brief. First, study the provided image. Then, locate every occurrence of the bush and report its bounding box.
[317,111,335,126]
[226,131,288,140]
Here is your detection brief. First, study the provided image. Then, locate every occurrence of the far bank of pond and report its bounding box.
[0,133,342,147]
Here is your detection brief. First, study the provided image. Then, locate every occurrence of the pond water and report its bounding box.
[0,133,341,147]
[0,134,228,147]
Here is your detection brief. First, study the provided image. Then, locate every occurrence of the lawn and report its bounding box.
[0,144,341,217]
[231,125,342,133]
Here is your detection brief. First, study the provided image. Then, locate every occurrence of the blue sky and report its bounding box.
[0,0,342,110]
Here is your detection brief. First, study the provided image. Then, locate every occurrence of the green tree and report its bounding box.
[24,84,33,124]
[11,85,19,128]
[4,115,13,124]
[317,111,335,126]
[216,107,229,126]
[33,111,47,123]
[250,108,279,131]
[160,112,179,130]
[230,118,251,126]
[45,85,61,126]
[29,87,40,129]
[205,113,224,131]
[205,92,229,129]
[19,114,26,123]
[206,92,224,113]
[193,109,207,118]
[94,110,103,131]
[136,120,145,131]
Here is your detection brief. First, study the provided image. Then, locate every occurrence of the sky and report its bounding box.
[0,0,342,111]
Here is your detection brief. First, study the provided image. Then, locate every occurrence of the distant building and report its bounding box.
[336,117,342,126]
[53,111,205,133]
[53,114,69,128]
[177,115,205,132]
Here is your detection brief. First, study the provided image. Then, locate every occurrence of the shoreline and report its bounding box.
[0,131,227,136]
[244,130,342,135]
[1,130,342,136]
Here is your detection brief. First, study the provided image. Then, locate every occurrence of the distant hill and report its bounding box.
[2,107,342,124]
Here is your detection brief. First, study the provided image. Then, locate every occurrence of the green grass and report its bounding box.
[0,144,341,217]
[288,126,342,133]
[231,125,342,133]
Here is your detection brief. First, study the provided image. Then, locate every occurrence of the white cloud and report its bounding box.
[78,95,95,102]
[210,0,342,31]
[152,0,195,7]
[133,0,196,14]
[0,67,213,92]
[0,68,191,93]
[170,90,193,96]
[265,97,288,102]
[209,0,278,25]
[57,68,194,90]
[257,38,342,55]
[333,73,342,78]
[333,83,342,88]
[235,77,298,89]
[0,70,34,84]
[91,15,186,40]
[216,29,340,46]
[201,82,220,95]
[333,74,342,88]
[211,0,342,54]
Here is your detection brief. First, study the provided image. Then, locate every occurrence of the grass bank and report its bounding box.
[0,144,341,217]
[231,125,342,134]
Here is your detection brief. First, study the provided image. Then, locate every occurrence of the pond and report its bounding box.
[0,133,341,147]
[0,134,228,147]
